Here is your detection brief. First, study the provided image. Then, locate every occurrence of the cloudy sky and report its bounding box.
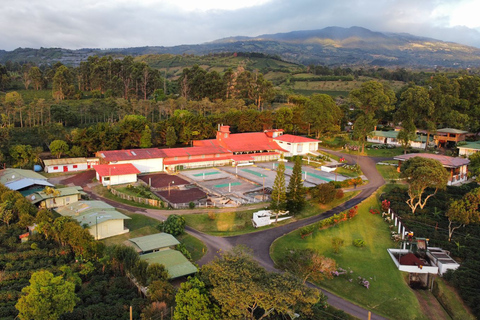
[1,0,480,50]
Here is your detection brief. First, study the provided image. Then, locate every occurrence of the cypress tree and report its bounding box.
[287,156,306,214]
[270,160,287,222]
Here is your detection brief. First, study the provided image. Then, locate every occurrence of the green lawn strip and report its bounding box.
[93,185,164,210]
[183,191,360,236]
[270,190,427,320]
[364,146,405,157]
[376,164,400,181]
[335,166,361,178]
[176,233,207,262]
[432,277,476,320]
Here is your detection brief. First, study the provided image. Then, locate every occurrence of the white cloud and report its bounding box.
[0,0,479,50]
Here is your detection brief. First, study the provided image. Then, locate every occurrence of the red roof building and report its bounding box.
[94,164,141,186]
[394,153,470,186]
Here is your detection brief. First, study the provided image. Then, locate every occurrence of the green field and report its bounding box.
[183,191,359,236]
[270,190,427,320]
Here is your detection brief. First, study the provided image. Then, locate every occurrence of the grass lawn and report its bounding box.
[270,189,427,320]
[335,166,361,178]
[183,191,360,236]
[100,210,206,262]
[364,146,405,157]
[376,164,400,181]
[433,277,476,320]
[114,185,162,201]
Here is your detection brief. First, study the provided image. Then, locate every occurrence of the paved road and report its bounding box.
[63,151,387,320]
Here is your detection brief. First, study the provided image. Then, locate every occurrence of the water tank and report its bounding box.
[33,165,43,172]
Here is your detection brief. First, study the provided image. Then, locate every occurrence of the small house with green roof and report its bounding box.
[24,186,86,209]
[458,141,480,157]
[434,128,468,147]
[140,249,197,279]
[55,200,130,240]
[368,131,431,149]
[125,233,180,254]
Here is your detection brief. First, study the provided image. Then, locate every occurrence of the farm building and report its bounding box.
[0,168,53,191]
[43,157,99,173]
[96,149,165,173]
[96,125,322,172]
[367,131,432,149]
[434,128,468,147]
[23,186,85,209]
[94,163,141,186]
[458,141,480,157]
[394,153,470,185]
[140,249,197,279]
[55,200,130,240]
[274,134,320,156]
[125,233,180,254]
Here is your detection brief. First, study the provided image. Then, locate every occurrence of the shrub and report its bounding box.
[353,239,366,248]
[335,189,344,199]
[188,202,195,209]
[207,211,216,220]
[162,215,185,236]
[300,225,315,238]
[332,237,344,254]
[314,182,337,204]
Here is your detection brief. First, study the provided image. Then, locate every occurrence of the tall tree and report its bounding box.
[270,161,287,222]
[286,156,306,214]
[201,247,320,320]
[397,119,417,154]
[140,125,153,148]
[352,113,376,153]
[174,277,220,320]
[165,126,177,148]
[52,65,73,101]
[15,270,78,320]
[29,66,44,90]
[49,139,69,158]
[303,94,342,138]
[400,157,450,214]
[446,188,480,241]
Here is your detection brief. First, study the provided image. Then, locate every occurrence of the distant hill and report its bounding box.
[2,26,480,68]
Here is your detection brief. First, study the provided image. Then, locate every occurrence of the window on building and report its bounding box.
[73,165,78,169]
[104,177,110,181]
[53,166,58,170]
[297,144,303,153]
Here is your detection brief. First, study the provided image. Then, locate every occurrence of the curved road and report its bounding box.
[73,151,387,320]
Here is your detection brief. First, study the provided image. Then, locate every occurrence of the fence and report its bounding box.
[110,188,164,208]
[384,207,412,245]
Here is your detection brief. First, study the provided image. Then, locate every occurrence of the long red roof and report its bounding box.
[217,132,285,152]
[274,134,320,143]
[97,148,166,162]
[162,146,229,157]
[94,163,141,176]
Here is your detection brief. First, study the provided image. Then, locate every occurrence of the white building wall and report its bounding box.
[459,148,479,157]
[88,220,129,240]
[45,163,88,173]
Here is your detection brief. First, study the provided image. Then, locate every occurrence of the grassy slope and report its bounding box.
[271,190,427,320]
[183,191,359,236]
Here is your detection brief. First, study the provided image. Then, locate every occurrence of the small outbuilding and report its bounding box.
[0,168,53,191]
[125,233,180,254]
[94,163,141,186]
[274,134,320,156]
[43,157,99,173]
[55,200,130,240]
[140,249,197,279]
[394,153,470,186]
[24,186,85,209]
[458,141,480,157]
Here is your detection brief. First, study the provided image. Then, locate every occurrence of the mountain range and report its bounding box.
[2,26,480,68]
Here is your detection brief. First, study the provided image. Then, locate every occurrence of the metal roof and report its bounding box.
[394,153,470,168]
[140,249,197,279]
[436,128,468,134]
[4,179,53,191]
[94,163,141,176]
[0,168,48,184]
[458,141,480,150]
[55,200,130,226]
[274,134,320,143]
[43,158,87,166]
[127,233,180,252]
[26,187,86,204]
